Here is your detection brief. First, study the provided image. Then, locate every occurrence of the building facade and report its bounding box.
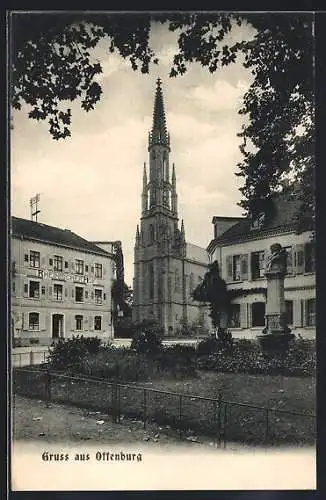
[132,79,210,334]
[207,195,316,339]
[11,217,116,346]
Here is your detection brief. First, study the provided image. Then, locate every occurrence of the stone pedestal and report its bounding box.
[257,243,295,352]
[265,269,286,334]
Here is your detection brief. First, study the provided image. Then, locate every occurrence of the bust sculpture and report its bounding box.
[266,243,287,274]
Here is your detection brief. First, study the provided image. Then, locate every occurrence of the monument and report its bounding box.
[258,243,295,352]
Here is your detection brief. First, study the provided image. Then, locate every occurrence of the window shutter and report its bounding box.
[24,254,29,263]
[85,291,88,299]
[65,288,68,298]
[39,313,46,331]
[85,265,88,272]
[65,261,69,269]
[226,256,233,282]
[91,266,94,274]
[72,288,74,298]
[240,254,249,281]
[240,303,248,328]
[91,291,94,300]
[104,293,106,300]
[262,250,268,276]
[23,282,28,296]
[48,286,52,296]
[286,248,293,275]
[294,244,305,274]
[49,258,53,266]
[293,299,302,327]
[301,299,307,327]
[248,303,252,328]
[23,312,29,330]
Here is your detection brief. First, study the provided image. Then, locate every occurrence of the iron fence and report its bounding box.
[12,368,316,447]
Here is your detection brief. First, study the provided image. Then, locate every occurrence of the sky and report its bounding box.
[11,17,255,286]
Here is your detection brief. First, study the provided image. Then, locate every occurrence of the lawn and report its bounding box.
[13,367,316,446]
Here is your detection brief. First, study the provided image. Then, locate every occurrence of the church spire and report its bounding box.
[148,78,170,150]
[135,224,140,247]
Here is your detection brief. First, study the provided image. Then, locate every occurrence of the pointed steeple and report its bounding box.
[142,163,148,214]
[142,162,147,190]
[180,219,185,241]
[135,225,140,247]
[171,163,178,214]
[172,163,176,187]
[148,78,170,150]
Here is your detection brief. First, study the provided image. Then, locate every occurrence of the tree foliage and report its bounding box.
[192,260,229,328]
[10,12,314,223]
[10,13,157,139]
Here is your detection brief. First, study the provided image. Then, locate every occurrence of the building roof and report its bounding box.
[208,192,313,248]
[212,215,244,224]
[11,217,112,257]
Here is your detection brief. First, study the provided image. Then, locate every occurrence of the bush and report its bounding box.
[196,329,233,355]
[81,348,151,381]
[130,320,163,355]
[197,338,316,377]
[155,344,197,378]
[48,335,101,372]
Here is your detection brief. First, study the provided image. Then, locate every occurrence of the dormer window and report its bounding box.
[251,211,265,230]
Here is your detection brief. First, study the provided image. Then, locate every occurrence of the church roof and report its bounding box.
[208,192,313,248]
[11,216,112,257]
[186,243,209,264]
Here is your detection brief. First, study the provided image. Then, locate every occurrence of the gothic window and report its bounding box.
[162,153,167,180]
[175,268,180,293]
[149,224,155,244]
[148,263,154,299]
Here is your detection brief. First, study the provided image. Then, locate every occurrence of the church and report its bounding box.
[132,79,211,335]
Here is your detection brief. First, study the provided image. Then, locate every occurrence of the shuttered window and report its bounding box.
[226,254,249,282]
[228,304,240,328]
[251,251,265,280]
[29,312,39,330]
[252,302,265,327]
[284,247,293,275]
[306,299,316,327]
[285,300,293,325]
[304,242,315,273]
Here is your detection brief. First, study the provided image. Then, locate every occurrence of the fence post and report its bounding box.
[45,370,51,406]
[223,402,227,448]
[179,395,182,438]
[111,384,118,423]
[143,389,147,430]
[265,409,269,444]
[117,385,121,422]
[217,393,222,447]
[30,350,34,365]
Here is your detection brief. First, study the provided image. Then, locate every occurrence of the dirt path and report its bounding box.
[12,395,208,447]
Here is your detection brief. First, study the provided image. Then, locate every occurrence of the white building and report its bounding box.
[207,194,315,339]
